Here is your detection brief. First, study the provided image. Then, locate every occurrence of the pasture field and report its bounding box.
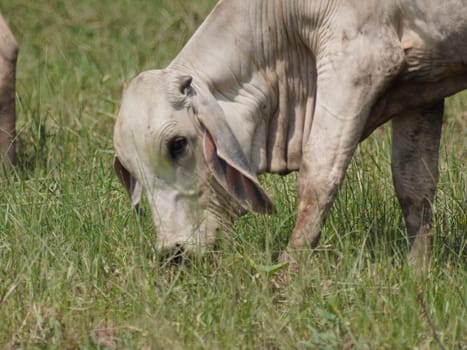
[0,0,465,349]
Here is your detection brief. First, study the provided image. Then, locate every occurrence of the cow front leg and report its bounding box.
[391,101,444,272]
[279,99,366,263]
[279,38,404,263]
[0,14,18,166]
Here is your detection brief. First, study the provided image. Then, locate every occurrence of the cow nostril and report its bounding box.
[171,244,185,265]
[158,243,187,265]
[174,244,184,255]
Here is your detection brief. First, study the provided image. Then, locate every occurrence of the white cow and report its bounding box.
[114,0,467,268]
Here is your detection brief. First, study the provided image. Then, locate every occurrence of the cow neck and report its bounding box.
[169,0,331,175]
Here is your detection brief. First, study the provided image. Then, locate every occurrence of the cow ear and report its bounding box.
[203,131,273,214]
[191,87,273,214]
[178,75,193,95]
[114,156,143,214]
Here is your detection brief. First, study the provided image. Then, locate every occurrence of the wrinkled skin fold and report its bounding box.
[114,0,467,270]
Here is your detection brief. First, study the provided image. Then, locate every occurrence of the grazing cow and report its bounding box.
[0,13,17,166]
[114,0,467,269]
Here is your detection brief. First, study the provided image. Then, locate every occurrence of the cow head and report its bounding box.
[113,69,273,255]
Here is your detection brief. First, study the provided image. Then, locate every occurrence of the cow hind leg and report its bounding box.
[391,101,444,272]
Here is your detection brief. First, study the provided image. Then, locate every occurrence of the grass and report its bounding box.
[0,0,465,348]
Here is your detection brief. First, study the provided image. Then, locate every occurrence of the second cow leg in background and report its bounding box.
[0,13,18,166]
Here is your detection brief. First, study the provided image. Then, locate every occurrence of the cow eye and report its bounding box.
[168,136,187,159]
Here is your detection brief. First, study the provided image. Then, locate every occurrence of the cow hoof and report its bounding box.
[408,251,430,277]
[278,250,299,274]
